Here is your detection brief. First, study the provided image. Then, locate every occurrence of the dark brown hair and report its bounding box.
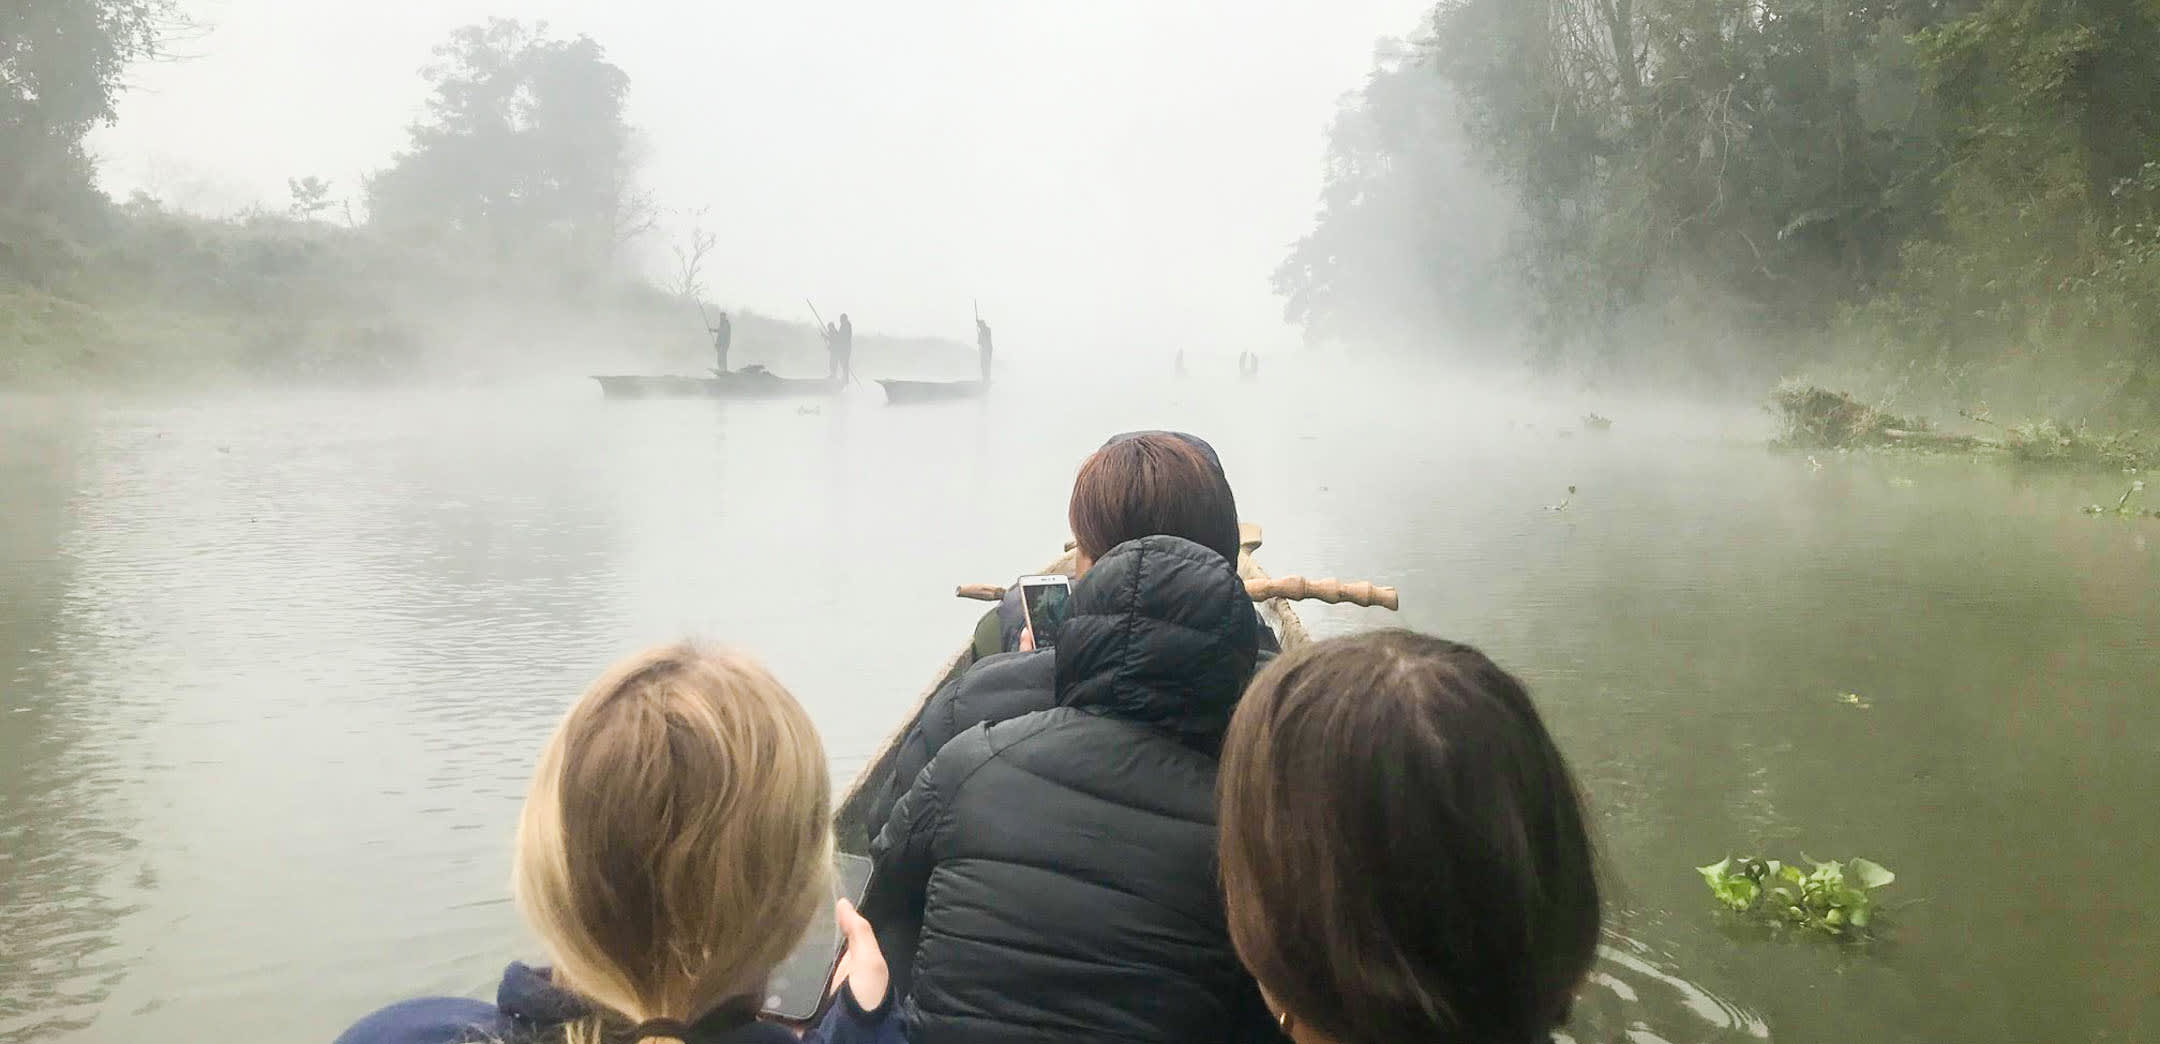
[1068,433,1241,565]
[1218,630,1601,1044]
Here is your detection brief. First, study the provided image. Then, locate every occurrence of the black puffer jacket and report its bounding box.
[866,648,1053,834]
[864,535,1278,1044]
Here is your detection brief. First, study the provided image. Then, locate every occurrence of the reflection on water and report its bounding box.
[1,370,2154,1043]
[0,420,140,1043]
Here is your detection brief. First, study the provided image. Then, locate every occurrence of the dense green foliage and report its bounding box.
[365,19,651,286]
[2,0,182,273]
[1283,0,2160,415]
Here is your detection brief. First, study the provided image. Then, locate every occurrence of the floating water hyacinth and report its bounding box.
[1697,856,1896,939]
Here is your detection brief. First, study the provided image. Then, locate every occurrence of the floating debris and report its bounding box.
[1771,383,1916,448]
[1771,383,1983,452]
[1837,692,1872,709]
[1698,856,1897,940]
[1888,477,1916,489]
[1583,412,1614,431]
[2085,480,2153,517]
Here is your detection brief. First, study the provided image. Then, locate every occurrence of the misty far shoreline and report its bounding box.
[7,4,2159,439]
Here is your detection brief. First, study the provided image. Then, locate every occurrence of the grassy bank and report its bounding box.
[0,201,969,390]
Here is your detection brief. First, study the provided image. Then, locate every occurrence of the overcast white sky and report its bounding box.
[92,0,1431,356]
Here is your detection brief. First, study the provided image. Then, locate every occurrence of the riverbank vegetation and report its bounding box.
[1771,382,2159,470]
[1,7,959,388]
[1281,0,2160,426]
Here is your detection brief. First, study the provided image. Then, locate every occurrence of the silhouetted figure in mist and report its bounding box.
[827,313,855,382]
[977,318,994,382]
[708,311,732,374]
[1175,350,1187,378]
[1238,352,1260,380]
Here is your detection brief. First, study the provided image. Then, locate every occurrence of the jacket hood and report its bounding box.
[1053,534,1259,747]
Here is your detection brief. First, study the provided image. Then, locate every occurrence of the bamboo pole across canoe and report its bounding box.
[954,576,1398,611]
[832,523,1318,852]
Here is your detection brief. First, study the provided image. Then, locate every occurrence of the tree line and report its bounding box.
[2,6,697,382]
[1279,0,2160,415]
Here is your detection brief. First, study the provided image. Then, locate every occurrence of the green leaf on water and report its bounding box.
[1849,858,1896,890]
[1729,878,1760,911]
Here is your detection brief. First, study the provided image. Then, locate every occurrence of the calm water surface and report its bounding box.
[2,366,2155,1043]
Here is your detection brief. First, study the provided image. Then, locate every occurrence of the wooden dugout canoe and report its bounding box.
[592,372,843,399]
[876,379,985,404]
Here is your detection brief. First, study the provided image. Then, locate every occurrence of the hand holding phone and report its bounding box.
[760,852,875,1023]
[826,898,888,1012]
[1016,575,1072,651]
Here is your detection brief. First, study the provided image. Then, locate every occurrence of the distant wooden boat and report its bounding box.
[591,372,841,400]
[877,379,984,404]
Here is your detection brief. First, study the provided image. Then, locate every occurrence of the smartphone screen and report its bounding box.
[761,852,875,1022]
[1019,576,1072,649]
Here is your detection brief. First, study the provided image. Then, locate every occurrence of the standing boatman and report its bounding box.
[976,317,994,381]
[835,313,855,382]
[708,310,732,374]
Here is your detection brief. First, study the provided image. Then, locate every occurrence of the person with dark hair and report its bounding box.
[863,533,1280,1044]
[1218,630,1603,1044]
[874,431,1249,832]
[1068,433,1243,565]
[967,429,1244,661]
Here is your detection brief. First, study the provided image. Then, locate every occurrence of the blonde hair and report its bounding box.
[512,643,833,1043]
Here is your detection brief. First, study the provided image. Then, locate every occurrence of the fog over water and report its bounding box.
[93,0,1431,357]
[4,367,2156,1042]
[6,1,2158,1042]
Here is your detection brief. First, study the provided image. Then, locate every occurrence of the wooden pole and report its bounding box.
[955,575,1398,611]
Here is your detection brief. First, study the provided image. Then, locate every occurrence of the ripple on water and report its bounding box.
[1566,935,1772,1043]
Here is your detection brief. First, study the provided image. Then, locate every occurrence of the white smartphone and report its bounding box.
[760,852,875,1023]
[1017,574,1073,650]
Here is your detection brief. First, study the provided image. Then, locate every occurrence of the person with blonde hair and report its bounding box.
[336,643,902,1044]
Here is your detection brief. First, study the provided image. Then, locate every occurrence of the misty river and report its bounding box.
[2,366,2155,1043]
